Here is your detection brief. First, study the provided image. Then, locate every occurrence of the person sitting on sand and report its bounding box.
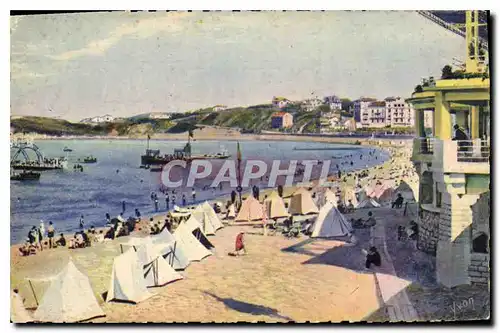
[55,233,66,247]
[392,193,404,209]
[19,239,31,256]
[363,246,381,269]
[135,209,141,222]
[104,226,115,240]
[75,233,85,248]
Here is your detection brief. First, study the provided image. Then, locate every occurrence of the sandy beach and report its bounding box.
[11,137,418,323]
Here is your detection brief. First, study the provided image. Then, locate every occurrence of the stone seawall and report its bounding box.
[418,207,440,255]
[468,252,489,285]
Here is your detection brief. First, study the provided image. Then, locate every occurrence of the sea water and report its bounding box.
[10,139,389,243]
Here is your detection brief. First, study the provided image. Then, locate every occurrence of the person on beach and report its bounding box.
[365,212,376,227]
[192,188,196,202]
[79,215,84,229]
[39,221,45,239]
[172,195,176,206]
[47,222,55,249]
[234,232,246,256]
[165,194,170,210]
[154,197,159,212]
[105,213,111,225]
[55,233,66,247]
[363,246,381,269]
[122,200,126,212]
[104,226,115,240]
[392,193,404,209]
[135,208,141,222]
[347,200,355,212]
[151,192,155,202]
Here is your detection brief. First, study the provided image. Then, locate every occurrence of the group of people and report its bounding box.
[19,221,68,256]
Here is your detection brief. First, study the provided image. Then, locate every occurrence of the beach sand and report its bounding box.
[11,138,418,323]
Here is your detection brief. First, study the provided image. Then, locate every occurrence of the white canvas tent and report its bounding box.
[197,202,224,230]
[11,291,33,323]
[227,204,236,218]
[341,187,359,207]
[289,188,319,215]
[122,235,190,271]
[33,260,105,323]
[378,187,395,204]
[183,216,215,249]
[394,181,416,201]
[315,188,338,208]
[135,242,183,287]
[263,191,288,219]
[107,248,155,304]
[311,202,353,238]
[357,198,381,209]
[174,222,212,261]
[235,196,265,222]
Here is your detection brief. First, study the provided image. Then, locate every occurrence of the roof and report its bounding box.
[272,112,291,117]
[213,104,227,107]
[355,97,377,103]
[368,101,386,107]
[273,96,289,101]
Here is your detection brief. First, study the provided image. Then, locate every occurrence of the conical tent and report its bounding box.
[316,188,338,208]
[11,291,33,323]
[357,198,381,209]
[174,222,212,261]
[378,187,395,204]
[235,196,265,222]
[188,210,216,235]
[33,261,105,323]
[311,202,353,238]
[395,181,415,201]
[289,188,319,215]
[341,187,358,207]
[183,216,215,249]
[200,201,224,230]
[107,248,155,304]
[135,242,183,287]
[357,189,369,202]
[151,230,190,270]
[264,191,289,218]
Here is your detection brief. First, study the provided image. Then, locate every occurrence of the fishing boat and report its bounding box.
[140,133,231,167]
[63,147,73,152]
[11,170,41,181]
[150,166,163,172]
[79,156,97,163]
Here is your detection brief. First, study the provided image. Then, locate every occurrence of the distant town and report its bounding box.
[13,94,431,138]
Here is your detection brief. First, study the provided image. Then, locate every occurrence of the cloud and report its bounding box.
[49,12,192,61]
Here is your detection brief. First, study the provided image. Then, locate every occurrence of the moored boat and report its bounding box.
[11,171,41,181]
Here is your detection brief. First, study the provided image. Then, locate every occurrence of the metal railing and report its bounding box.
[455,140,490,163]
[417,138,434,155]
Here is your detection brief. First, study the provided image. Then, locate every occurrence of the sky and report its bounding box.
[10,11,466,121]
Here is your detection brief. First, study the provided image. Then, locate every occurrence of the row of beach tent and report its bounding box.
[17,201,224,323]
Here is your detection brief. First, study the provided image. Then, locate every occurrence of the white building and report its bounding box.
[361,101,386,128]
[384,97,415,127]
[213,105,227,112]
[324,95,342,110]
[272,97,290,109]
[351,97,377,122]
[301,98,323,112]
[80,114,114,124]
[149,112,171,119]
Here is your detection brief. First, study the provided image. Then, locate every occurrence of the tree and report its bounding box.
[340,98,353,112]
[414,85,423,93]
[441,65,454,79]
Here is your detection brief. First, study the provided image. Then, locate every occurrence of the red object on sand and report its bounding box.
[235,233,244,251]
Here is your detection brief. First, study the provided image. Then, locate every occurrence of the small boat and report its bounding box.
[82,156,97,163]
[11,171,41,181]
[150,167,163,172]
[63,147,73,152]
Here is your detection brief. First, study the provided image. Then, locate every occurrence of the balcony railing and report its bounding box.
[417,137,434,155]
[455,140,490,163]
